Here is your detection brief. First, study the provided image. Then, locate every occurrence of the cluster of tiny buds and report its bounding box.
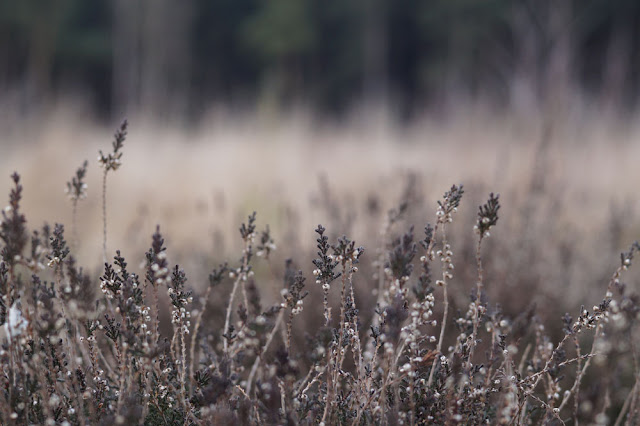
[473,217,493,238]
[150,253,170,285]
[98,153,122,171]
[312,268,329,288]
[139,306,152,329]
[80,334,97,344]
[47,256,61,268]
[313,269,331,291]
[399,362,416,377]
[65,182,88,201]
[436,204,457,223]
[351,249,360,261]
[486,318,510,333]
[247,231,257,244]
[383,338,395,356]
[292,299,304,315]
[420,254,433,264]
[385,276,410,300]
[171,305,193,330]
[256,242,276,257]
[280,288,305,315]
[26,258,46,271]
[573,305,608,332]
[100,279,119,299]
[435,244,454,285]
[229,268,254,280]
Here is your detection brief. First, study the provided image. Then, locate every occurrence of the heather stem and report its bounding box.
[246,310,283,396]
[224,275,242,353]
[427,227,450,388]
[189,284,212,395]
[468,236,484,370]
[101,169,108,264]
[71,200,78,251]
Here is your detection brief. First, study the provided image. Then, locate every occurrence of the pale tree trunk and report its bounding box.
[362,0,388,119]
[509,2,542,119]
[24,0,66,114]
[601,17,631,116]
[508,0,575,125]
[140,0,192,119]
[113,0,192,119]
[542,0,574,123]
[112,0,142,116]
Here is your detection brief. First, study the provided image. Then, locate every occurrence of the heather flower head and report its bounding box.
[256,225,276,258]
[100,262,122,299]
[65,160,88,201]
[168,265,192,317]
[282,269,308,315]
[332,234,364,266]
[63,255,93,310]
[0,172,28,265]
[436,184,464,222]
[145,225,169,287]
[387,226,417,282]
[239,211,257,241]
[475,192,500,237]
[620,241,640,269]
[46,223,70,269]
[98,120,127,172]
[312,224,340,327]
[103,313,121,342]
[413,225,435,302]
[312,225,340,285]
[209,263,228,288]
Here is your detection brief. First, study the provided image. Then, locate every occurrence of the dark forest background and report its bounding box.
[1,0,640,121]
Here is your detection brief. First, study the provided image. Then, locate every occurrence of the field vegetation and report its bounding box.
[0,111,639,424]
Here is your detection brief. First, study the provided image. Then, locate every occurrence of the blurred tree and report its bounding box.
[0,0,71,112]
[362,0,388,112]
[417,0,511,112]
[242,0,315,110]
[112,0,192,120]
[191,0,260,111]
[56,0,111,111]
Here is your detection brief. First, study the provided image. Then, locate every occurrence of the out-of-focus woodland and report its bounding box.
[2,0,640,121]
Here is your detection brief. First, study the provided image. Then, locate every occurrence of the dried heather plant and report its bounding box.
[0,127,639,425]
[98,120,127,263]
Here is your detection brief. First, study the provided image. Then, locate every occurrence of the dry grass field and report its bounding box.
[2,109,638,260]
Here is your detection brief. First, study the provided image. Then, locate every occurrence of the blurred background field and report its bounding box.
[1,0,640,318]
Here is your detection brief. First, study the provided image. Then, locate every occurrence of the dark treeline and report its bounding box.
[1,0,640,120]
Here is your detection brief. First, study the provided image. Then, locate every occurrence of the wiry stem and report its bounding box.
[224,239,250,354]
[71,200,78,251]
[101,170,108,264]
[189,284,212,395]
[247,310,283,395]
[153,284,160,345]
[179,326,188,411]
[428,227,450,388]
[223,274,243,353]
[468,236,485,370]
